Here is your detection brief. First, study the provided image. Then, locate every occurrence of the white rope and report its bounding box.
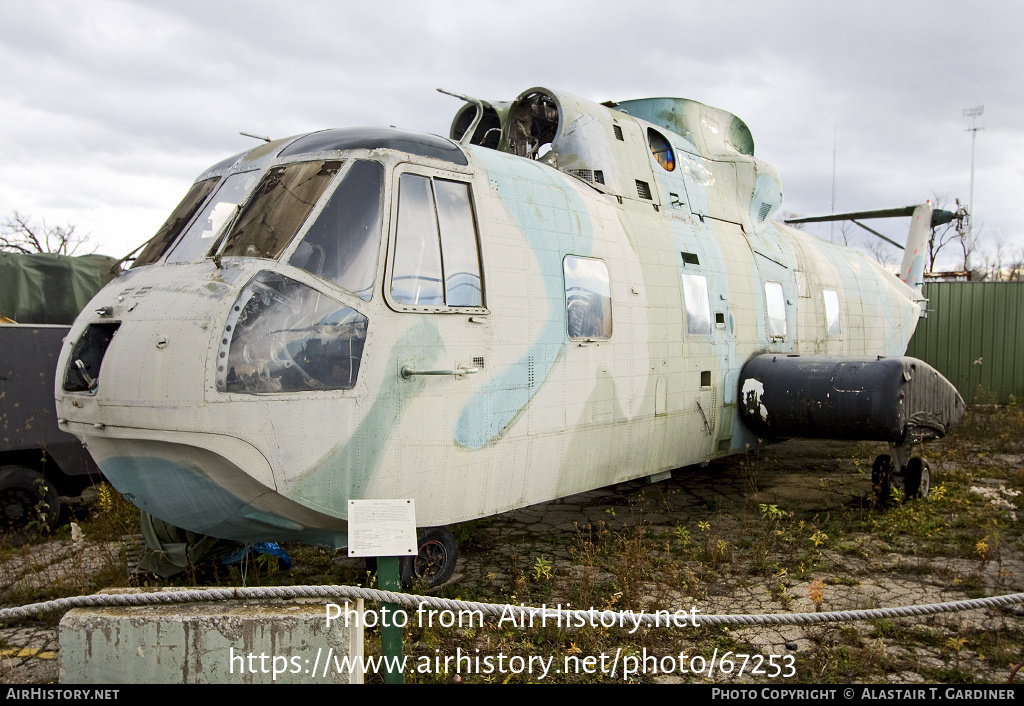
[2,584,1023,628]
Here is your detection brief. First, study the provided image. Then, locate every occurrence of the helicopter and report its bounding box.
[55,86,963,585]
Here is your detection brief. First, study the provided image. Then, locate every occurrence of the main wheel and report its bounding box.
[871,454,893,504]
[904,457,931,499]
[402,527,458,588]
[0,466,60,536]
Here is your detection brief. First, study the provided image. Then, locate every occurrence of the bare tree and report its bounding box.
[1,211,92,255]
[864,236,900,270]
[923,194,970,273]
[775,210,806,230]
[975,230,1024,282]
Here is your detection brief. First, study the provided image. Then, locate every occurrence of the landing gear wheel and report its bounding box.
[402,527,458,588]
[0,466,60,537]
[871,454,893,504]
[904,457,931,499]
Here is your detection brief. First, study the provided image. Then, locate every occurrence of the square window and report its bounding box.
[765,281,787,339]
[564,256,612,340]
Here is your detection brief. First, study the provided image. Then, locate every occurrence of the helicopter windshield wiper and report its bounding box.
[209,204,244,269]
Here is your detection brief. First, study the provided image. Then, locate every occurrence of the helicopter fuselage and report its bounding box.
[55,88,940,547]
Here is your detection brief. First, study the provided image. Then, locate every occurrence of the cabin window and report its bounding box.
[133,177,220,267]
[391,173,483,308]
[681,273,711,335]
[648,128,676,172]
[166,170,260,263]
[217,161,342,261]
[289,160,384,301]
[564,256,612,340]
[823,289,841,335]
[765,281,787,339]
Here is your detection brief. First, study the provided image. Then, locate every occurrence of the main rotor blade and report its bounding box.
[785,207,917,224]
[785,206,959,228]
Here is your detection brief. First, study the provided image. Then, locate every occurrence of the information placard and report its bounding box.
[347,499,417,557]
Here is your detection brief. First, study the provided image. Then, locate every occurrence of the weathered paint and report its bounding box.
[56,87,928,546]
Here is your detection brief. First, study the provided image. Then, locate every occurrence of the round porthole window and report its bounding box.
[648,128,675,172]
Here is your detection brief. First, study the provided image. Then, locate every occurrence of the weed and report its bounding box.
[807,578,826,612]
[25,479,53,537]
[743,443,763,496]
[532,556,552,583]
[673,526,691,547]
[96,483,113,514]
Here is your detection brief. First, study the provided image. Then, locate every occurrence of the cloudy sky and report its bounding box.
[2,1,1020,271]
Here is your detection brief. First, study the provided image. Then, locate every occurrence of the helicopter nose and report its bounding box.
[56,261,354,546]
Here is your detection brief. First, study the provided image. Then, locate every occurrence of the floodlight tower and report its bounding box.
[964,105,984,271]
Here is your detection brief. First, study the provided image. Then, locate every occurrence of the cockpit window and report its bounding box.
[392,174,444,305]
[133,177,220,267]
[435,180,483,307]
[217,161,342,261]
[165,170,260,264]
[390,173,483,308]
[289,160,383,301]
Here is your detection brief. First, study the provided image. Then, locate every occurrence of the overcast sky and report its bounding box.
[2,1,1020,271]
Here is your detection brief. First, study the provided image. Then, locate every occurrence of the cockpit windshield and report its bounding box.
[288,160,384,301]
[165,171,260,264]
[133,177,220,268]
[217,161,342,261]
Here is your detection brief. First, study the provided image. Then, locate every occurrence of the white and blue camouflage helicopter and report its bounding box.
[55,86,963,584]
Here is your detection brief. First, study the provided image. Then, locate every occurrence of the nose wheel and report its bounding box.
[401,527,458,588]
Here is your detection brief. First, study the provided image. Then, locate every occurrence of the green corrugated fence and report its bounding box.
[906,281,1024,404]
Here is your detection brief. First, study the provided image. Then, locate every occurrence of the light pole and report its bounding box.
[964,105,984,273]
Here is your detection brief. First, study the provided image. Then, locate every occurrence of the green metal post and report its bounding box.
[378,556,405,684]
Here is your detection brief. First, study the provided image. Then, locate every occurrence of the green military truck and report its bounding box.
[1,251,118,534]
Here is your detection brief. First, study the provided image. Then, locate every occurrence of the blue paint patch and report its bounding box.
[101,455,344,546]
[102,455,255,538]
[455,150,593,448]
[906,254,925,290]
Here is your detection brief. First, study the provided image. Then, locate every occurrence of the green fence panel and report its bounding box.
[907,282,1024,404]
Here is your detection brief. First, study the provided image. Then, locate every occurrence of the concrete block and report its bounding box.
[59,589,364,684]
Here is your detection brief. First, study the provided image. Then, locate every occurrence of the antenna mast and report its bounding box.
[831,126,837,242]
[963,105,984,271]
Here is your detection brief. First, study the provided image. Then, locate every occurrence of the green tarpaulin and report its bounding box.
[0,252,118,324]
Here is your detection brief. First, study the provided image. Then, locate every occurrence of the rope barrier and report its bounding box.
[3,584,1023,629]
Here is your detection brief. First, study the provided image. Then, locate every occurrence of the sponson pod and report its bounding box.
[738,354,965,444]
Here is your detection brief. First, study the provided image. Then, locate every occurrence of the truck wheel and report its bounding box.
[0,466,60,536]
